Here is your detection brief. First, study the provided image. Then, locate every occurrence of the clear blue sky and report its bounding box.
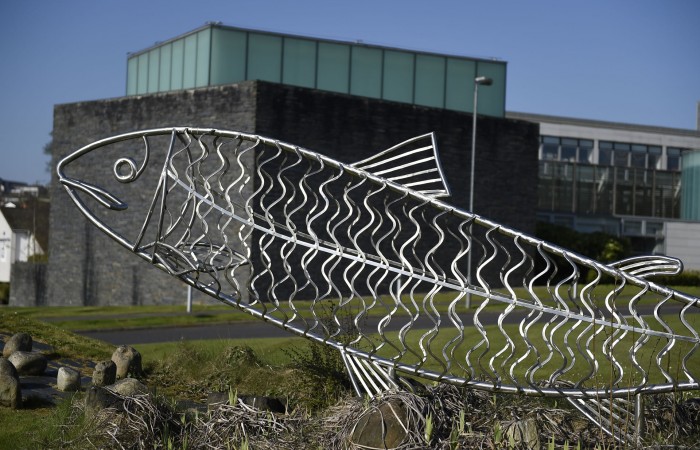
[1,0,698,185]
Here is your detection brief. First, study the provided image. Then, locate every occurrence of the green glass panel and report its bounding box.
[350,46,382,98]
[210,28,246,85]
[248,33,282,82]
[474,61,506,117]
[159,44,172,91]
[171,39,184,90]
[195,28,211,87]
[147,49,160,93]
[682,151,700,219]
[282,38,316,88]
[183,34,197,89]
[136,53,149,95]
[445,58,475,112]
[383,50,413,103]
[414,54,445,108]
[127,56,138,95]
[317,42,350,93]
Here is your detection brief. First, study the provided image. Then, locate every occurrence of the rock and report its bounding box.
[351,398,409,449]
[504,418,540,450]
[108,378,148,397]
[111,345,142,379]
[3,332,32,358]
[7,351,47,376]
[92,360,117,386]
[0,374,21,409]
[57,367,81,392]
[207,391,231,408]
[238,395,286,413]
[84,385,123,416]
[0,357,18,380]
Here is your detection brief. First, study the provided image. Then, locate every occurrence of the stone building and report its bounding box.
[46,80,538,306]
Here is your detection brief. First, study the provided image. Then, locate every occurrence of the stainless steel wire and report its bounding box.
[58,127,700,403]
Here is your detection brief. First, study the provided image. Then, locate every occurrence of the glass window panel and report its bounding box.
[445,58,475,112]
[614,150,629,167]
[542,143,558,160]
[614,142,630,151]
[632,144,647,152]
[631,152,646,168]
[667,147,682,171]
[561,145,577,162]
[317,42,350,93]
[195,28,211,87]
[646,222,663,236]
[624,221,642,235]
[561,138,577,146]
[183,34,198,89]
[580,139,593,148]
[159,44,172,91]
[474,61,506,116]
[248,33,282,82]
[414,54,445,108]
[578,147,592,163]
[136,53,149,95]
[127,57,138,95]
[542,136,559,144]
[599,148,612,165]
[147,49,160,93]
[282,38,316,88]
[350,46,382,98]
[383,50,413,103]
[171,39,184,90]
[210,28,246,85]
[599,141,613,149]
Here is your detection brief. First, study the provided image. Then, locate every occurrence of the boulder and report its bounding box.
[238,395,286,414]
[0,357,18,380]
[108,378,148,397]
[0,374,21,409]
[7,351,47,376]
[92,360,117,387]
[111,345,142,379]
[3,332,32,358]
[57,367,81,392]
[85,385,123,416]
[504,418,540,450]
[351,398,409,449]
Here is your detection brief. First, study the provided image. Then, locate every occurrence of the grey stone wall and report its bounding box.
[9,262,47,306]
[47,80,538,306]
[48,83,256,306]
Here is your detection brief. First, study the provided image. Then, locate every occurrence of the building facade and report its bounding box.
[45,81,538,306]
[508,111,700,262]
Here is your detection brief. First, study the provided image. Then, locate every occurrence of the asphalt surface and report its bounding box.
[74,303,689,346]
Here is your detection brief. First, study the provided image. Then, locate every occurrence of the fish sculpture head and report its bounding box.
[56,129,177,255]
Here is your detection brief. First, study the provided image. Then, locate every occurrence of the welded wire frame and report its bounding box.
[57,127,700,401]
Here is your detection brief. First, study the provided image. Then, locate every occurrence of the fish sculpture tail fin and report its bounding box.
[566,395,644,444]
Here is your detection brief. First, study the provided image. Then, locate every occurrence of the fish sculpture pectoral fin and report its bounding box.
[566,396,643,444]
[341,350,399,398]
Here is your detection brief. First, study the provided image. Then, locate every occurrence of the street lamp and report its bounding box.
[466,76,492,308]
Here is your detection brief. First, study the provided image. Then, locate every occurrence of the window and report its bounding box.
[667,147,683,171]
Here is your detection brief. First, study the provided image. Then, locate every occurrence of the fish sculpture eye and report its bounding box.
[114,157,139,183]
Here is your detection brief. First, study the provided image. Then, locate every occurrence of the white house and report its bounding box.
[0,204,48,283]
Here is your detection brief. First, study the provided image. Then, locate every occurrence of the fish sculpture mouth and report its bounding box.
[59,126,700,444]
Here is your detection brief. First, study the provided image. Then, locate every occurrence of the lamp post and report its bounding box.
[466,76,492,308]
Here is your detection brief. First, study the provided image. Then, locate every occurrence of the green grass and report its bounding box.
[4,283,700,333]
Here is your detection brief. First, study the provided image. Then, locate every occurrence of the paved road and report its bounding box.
[75,303,690,346]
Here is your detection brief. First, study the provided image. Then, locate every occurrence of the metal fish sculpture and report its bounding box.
[58,127,700,442]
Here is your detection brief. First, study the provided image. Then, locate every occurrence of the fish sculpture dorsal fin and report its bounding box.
[350,132,452,198]
[609,255,683,279]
